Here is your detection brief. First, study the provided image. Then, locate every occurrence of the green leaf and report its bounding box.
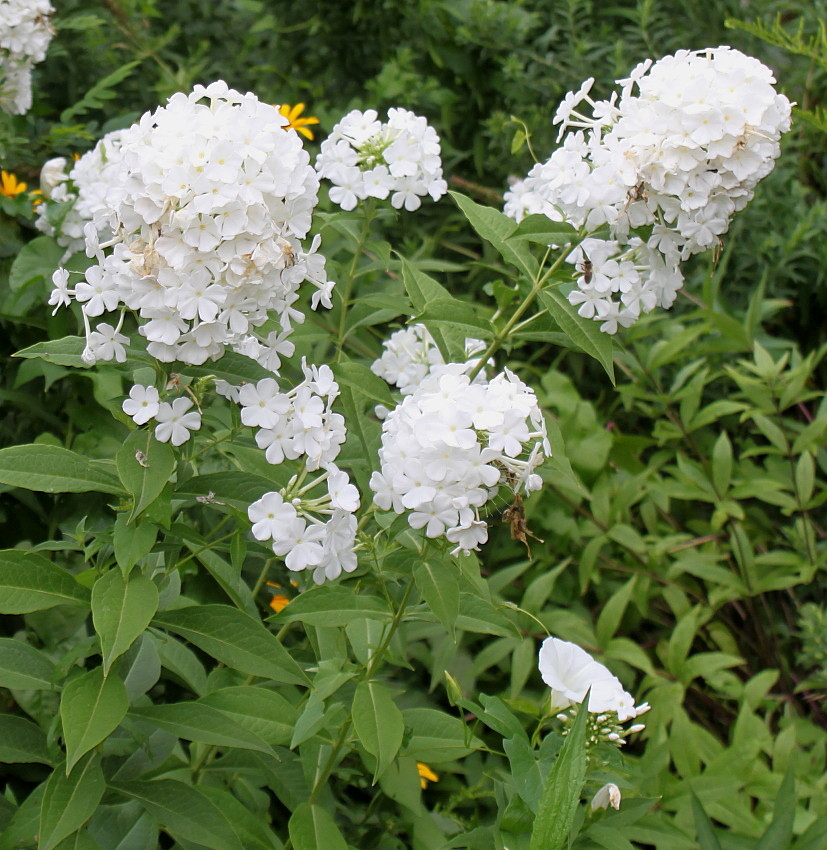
[537,288,615,383]
[15,335,153,370]
[149,630,208,696]
[711,431,733,497]
[92,570,159,675]
[0,638,56,690]
[129,702,275,754]
[414,561,459,641]
[60,667,129,773]
[333,361,396,407]
[184,541,257,617]
[0,715,51,764]
[352,680,405,781]
[273,585,392,626]
[756,767,796,850]
[112,514,157,574]
[198,686,298,746]
[9,236,64,292]
[450,191,538,278]
[182,349,272,385]
[508,214,577,246]
[60,61,140,123]
[39,754,105,850]
[456,592,519,637]
[288,803,348,850]
[153,604,309,686]
[112,779,243,850]
[197,786,280,850]
[691,790,723,850]
[0,550,90,613]
[529,698,588,850]
[0,445,124,494]
[401,708,483,763]
[116,430,175,520]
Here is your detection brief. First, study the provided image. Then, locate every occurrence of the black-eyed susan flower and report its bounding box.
[0,170,28,198]
[278,103,320,141]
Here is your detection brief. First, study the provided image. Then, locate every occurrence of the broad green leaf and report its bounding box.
[116,430,175,520]
[352,680,405,781]
[414,561,459,641]
[0,715,51,764]
[60,667,129,773]
[508,214,577,246]
[149,630,208,696]
[0,550,90,613]
[112,515,157,573]
[15,335,153,370]
[84,803,157,850]
[92,570,159,675]
[184,541,257,617]
[456,593,520,637]
[182,349,272,385]
[529,698,588,850]
[112,780,243,850]
[50,830,102,850]
[39,754,105,850]
[537,288,615,383]
[153,604,309,686]
[288,803,348,850]
[0,784,45,850]
[333,361,396,407]
[0,637,56,690]
[9,235,64,292]
[401,708,483,763]
[199,686,298,746]
[273,585,392,626]
[129,702,274,754]
[450,191,538,278]
[691,790,723,850]
[503,735,544,812]
[0,445,124,494]
[197,786,280,850]
[175,471,283,509]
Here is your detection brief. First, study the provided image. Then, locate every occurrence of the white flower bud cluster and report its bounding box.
[0,0,53,115]
[538,637,649,745]
[315,108,447,211]
[247,464,360,584]
[505,47,792,333]
[370,366,549,555]
[36,131,128,256]
[371,323,489,399]
[122,384,202,447]
[227,360,346,472]
[48,80,334,368]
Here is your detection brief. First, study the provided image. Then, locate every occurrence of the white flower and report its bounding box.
[591,784,622,811]
[154,397,201,446]
[247,491,297,541]
[0,0,54,115]
[122,384,160,425]
[317,107,446,212]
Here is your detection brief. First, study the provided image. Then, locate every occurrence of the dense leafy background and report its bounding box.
[1,1,826,848]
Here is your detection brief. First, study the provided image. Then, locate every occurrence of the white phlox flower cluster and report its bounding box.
[247,464,360,584]
[122,383,202,447]
[370,322,489,407]
[36,130,128,257]
[227,360,346,472]
[504,47,792,333]
[370,366,549,555]
[538,637,649,745]
[315,108,447,211]
[47,80,334,369]
[0,0,53,115]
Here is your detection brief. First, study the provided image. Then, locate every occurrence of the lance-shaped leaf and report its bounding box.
[288,803,348,850]
[0,445,123,495]
[60,667,128,773]
[116,430,175,520]
[92,570,159,675]
[0,550,90,614]
[272,585,392,627]
[39,754,105,850]
[153,604,308,686]
[352,680,405,782]
[0,638,56,690]
[0,715,51,765]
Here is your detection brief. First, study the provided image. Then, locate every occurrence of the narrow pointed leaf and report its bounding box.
[272,585,392,626]
[0,445,124,494]
[39,753,105,850]
[116,430,175,519]
[288,803,348,850]
[60,667,128,773]
[153,604,309,685]
[691,790,723,850]
[414,561,459,641]
[0,550,90,614]
[0,638,56,690]
[92,570,159,675]
[352,680,405,782]
[529,698,588,850]
[0,715,51,764]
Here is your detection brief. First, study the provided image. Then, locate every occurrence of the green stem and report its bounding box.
[335,202,375,359]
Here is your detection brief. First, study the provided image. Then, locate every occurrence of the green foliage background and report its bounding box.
[1,1,826,849]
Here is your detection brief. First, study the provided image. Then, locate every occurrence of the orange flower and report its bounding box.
[278,103,320,141]
[30,188,43,208]
[0,170,27,198]
[417,762,439,789]
[266,581,291,613]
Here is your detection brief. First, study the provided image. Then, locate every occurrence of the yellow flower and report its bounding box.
[0,170,27,198]
[417,762,439,789]
[278,103,320,141]
[30,188,43,208]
